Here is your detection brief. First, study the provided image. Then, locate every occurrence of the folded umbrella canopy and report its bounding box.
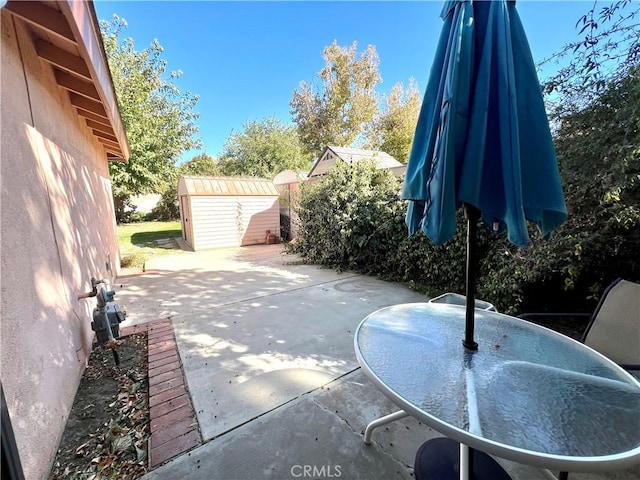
[402,0,567,348]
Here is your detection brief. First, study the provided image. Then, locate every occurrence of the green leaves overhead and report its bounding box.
[218,117,311,178]
[100,15,201,197]
[291,41,382,155]
[366,79,421,163]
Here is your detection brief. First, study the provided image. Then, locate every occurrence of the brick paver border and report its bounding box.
[120,319,202,468]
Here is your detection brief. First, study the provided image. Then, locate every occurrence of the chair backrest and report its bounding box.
[583,279,640,367]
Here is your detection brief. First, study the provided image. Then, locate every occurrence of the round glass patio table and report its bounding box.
[354,303,640,473]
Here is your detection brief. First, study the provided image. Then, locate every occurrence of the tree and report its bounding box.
[149,154,222,220]
[504,1,640,305]
[290,41,381,155]
[218,117,311,178]
[180,153,223,177]
[100,15,201,220]
[540,0,639,118]
[366,79,420,163]
[553,66,640,282]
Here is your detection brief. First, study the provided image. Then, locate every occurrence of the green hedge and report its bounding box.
[291,161,480,303]
[289,157,639,315]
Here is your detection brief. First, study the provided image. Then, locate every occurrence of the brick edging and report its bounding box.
[122,319,202,468]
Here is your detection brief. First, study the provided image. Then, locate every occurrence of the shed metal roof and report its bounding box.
[178,175,279,197]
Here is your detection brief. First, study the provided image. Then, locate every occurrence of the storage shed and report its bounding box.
[178,175,280,250]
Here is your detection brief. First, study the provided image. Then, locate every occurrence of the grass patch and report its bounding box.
[118,221,182,270]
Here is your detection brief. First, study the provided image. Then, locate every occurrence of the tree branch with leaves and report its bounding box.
[290,41,381,156]
[366,79,420,163]
[100,15,202,221]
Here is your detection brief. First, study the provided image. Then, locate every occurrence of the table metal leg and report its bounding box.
[460,443,470,480]
[363,410,409,444]
[539,469,564,480]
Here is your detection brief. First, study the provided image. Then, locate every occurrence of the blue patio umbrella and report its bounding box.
[402,0,567,349]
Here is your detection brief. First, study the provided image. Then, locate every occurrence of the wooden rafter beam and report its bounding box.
[5,1,76,45]
[92,129,118,143]
[55,70,100,102]
[36,39,91,82]
[103,145,125,159]
[69,93,107,118]
[75,107,110,126]
[97,137,121,150]
[85,119,115,136]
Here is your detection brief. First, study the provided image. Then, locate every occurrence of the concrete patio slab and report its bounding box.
[175,273,426,441]
[142,370,427,480]
[142,369,553,480]
[117,244,427,442]
[115,245,363,325]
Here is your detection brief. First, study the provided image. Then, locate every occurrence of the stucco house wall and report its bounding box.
[1,7,125,479]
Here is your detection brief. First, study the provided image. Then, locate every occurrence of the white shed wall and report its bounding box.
[189,196,279,250]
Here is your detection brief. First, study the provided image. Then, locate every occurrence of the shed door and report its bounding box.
[190,196,240,249]
[179,195,193,247]
[188,196,280,250]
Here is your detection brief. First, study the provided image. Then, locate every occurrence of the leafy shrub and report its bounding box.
[113,193,134,224]
[290,161,476,298]
[147,186,180,221]
[120,251,147,269]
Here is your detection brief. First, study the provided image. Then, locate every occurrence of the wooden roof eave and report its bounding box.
[58,1,129,162]
[5,0,130,162]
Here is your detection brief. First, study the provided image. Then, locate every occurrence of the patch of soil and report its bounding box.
[49,334,149,479]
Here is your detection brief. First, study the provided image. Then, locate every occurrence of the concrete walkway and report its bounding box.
[114,245,639,480]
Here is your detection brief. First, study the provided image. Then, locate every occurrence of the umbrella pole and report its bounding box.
[463,204,480,351]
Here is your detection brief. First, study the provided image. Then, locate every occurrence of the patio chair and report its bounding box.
[518,278,640,373]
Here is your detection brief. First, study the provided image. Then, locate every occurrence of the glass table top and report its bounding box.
[355,302,640,471]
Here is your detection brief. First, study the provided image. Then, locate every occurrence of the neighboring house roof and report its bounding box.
[5,1,130,161]
[272,169,308,185]
[178,176,279,197]
[308,146,403,177]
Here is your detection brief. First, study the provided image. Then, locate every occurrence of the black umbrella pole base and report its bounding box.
[463,339,479,351]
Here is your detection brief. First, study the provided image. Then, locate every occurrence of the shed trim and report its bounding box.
[178,175,279,197]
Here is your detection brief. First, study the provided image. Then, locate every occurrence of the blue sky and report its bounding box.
[94,1,600,162]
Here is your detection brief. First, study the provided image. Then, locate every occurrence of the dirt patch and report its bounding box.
[49,334,149,479]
